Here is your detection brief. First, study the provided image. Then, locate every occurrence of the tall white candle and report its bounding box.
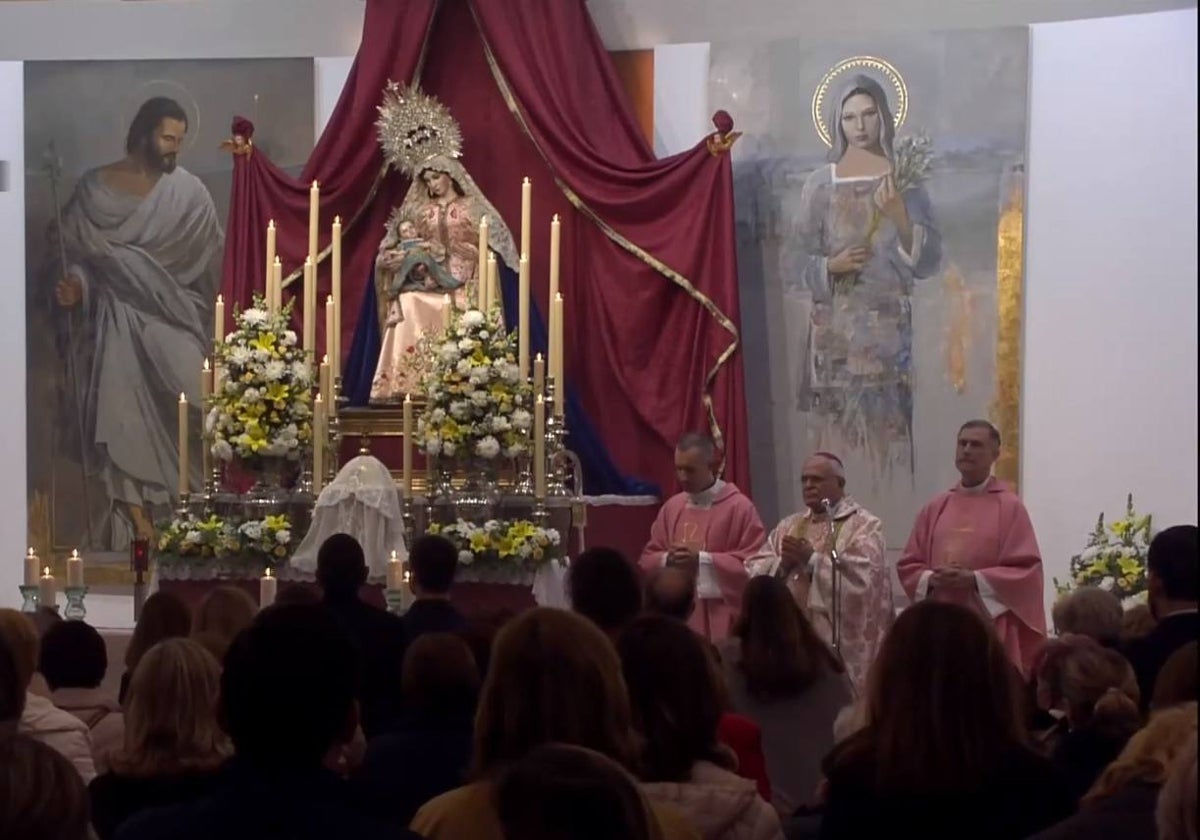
[24,548,39,587]
[178,393,189,498]
[213,294,225,347]
[39,567,56,610]
[485,253,497,314]
[387,550,404,592]
[66,549,84,588]
[319,354,331,412]
[477,215,489,311]
[265,219,276,295]
[260,567,277,608]
[303,258,315,356]
[331,216,342,376]
[520,177,532,260]
[201,359,213,481]
[549,214,561,306]
[313,394,325,495]
[323,304,334,390]
[402,394,413,499]
[534,395,546,500]
[518,256,530,381]
[271,257,283,314]
[308,181,320,265]
[533,353,545,396]
[553,293,565,418]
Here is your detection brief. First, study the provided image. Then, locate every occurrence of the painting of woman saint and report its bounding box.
[796,74,942,477]
[369,109,517,402]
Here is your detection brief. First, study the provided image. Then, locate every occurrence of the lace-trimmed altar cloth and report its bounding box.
[291,454,409,581]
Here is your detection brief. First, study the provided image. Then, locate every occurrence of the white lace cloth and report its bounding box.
[290,455,409,581]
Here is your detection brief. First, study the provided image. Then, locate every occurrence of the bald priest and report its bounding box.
[640,434,767,642]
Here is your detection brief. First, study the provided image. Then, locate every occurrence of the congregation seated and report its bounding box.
[190,586,258,662]
[1125,525,1199,711]
[1030,702,1197,840]
[119,604,419,840]
[568,546,642,639]
[119,592,192,705]
[496,743,659,840]
[1051,586,1124,648]
[645,566,698,622]
[0,608,96,782]
[89,638,229,840]
[617,614,783,839]
[354,632,479,826]
[410,607,698,839]
[401,535,465,645]
[316,532,406,738]
[39,619,124,774]
[0,734,91,840]
[818,601,1073,839]
[717,577,851,819]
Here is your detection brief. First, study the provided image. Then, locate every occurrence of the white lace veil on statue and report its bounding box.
[291,454,409,580]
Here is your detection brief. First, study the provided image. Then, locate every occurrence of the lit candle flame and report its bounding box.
[43,566,50,577]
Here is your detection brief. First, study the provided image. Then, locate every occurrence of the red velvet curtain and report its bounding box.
[220,0,749,497]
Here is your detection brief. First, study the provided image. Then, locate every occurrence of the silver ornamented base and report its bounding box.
[64,586,88,621]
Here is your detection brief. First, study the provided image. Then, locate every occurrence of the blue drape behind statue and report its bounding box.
[343,264,657,497]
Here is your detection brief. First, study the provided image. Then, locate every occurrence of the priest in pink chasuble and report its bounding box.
[640,434,767,642]
[897,420,1047,677]
[750,453,892,691]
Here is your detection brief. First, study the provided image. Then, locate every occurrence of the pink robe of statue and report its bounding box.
[639,481,767,642]
[749,496,892,693]
[897,478,1046,676]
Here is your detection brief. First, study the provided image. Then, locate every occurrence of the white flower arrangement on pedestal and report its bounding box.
[1055,494,1153,605]
[417,307,532,460]
[427,518,561,568]
[208,297,314,462]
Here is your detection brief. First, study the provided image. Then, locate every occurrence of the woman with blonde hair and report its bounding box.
[410,608,696,840]
[119,591,191,703]
[1031,702,1198,839]
[191,585,258,662]
[89,638,231,840]
[1156,731,1197,840]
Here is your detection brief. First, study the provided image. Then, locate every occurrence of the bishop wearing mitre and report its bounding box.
[640,434,767,642]
[750,452,892,691]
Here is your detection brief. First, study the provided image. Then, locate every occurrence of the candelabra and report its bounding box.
[175,493,192,521]
[64,587,88,621]
[401,498,417,548]
[545,378,571,497]
[327,377,344,482]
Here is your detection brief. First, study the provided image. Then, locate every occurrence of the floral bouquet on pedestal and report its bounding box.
[238,514,294,564]
[156,512,295,568]
[208,297,314,465]
[1055,494,1153,604]
[428,518,561,569]
[417,307,532,461]
[157,514,240,559]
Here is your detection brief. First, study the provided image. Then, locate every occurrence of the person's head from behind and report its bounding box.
[126,96,187,173]
[0,608,38,694]
[410,534,458,597]
[1147,525,1198,619]
[955,419,1001,487]
[192,586,258,659]
[734,575,842,700]
[402,632,479,723]
[38,620,107,692]
[275,583,321,606]
[845,600,1023,792]
[0,628,27,729]
[496,744,654,840]
[0,735,90,840]
[473,608,640,778]
[115,638,230,775]
[616,614,728,782]
[1156,730,1197,840]
[221,604,358,769]
[1052,586,1124,646]
[1086,702,1197,804]
[568,547,641,636]
[674,433,716,495]
[125,591,191,674]
[1122,603,1157,642]
[1152,641,1199,712]
[316,533,368,602]
[1054,636,1141,739]
[643,566,696,622]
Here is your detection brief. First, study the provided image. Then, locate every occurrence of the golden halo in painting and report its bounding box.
[120,79,202,155]
[812,56,908,148]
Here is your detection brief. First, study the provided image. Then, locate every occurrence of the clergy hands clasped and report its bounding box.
[779,536,814,575]
[931,566,977,592]
[666,546,700,575]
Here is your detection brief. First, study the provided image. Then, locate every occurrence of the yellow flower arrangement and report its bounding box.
[1056,494,1153,604]
[427,518,561,569]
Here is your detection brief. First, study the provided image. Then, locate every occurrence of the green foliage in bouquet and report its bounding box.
[1055,494,1153,603]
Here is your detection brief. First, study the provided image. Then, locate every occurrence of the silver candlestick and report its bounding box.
[545,378,571,497]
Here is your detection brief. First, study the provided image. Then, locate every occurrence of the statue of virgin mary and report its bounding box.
[370,83,518,402]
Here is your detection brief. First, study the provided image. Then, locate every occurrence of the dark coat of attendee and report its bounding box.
[314,534,406,737]
[569,546,643,638]
[354,633,477,826]
[400,535,465,648]
[117,605,419,840]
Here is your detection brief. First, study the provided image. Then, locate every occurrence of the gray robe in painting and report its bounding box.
[58,166,223,540]
[795,164,941,472]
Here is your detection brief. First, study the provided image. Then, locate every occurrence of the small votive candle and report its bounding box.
[260,568,277,608]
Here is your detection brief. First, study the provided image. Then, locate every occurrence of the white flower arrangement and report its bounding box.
[209,297,314,462]
[427,518,561,568]
[156,512,294,566]
[1055,494,1153,604]
[417,306,532,460]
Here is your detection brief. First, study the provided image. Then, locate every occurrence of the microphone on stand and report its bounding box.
[820,497,844,652]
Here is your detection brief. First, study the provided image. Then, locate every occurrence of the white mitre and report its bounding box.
[290,454,409,580]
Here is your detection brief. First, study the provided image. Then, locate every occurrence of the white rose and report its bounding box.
[518,543,533,559]
[504,443,526,459]
[281,330,298,346]
[275,529,291,545]
[478,329,490,341]
[1100,576,1115,591]
[458,338,475,353]
[462,310,485,328]
[456,358,473,376]
[470,390,489,407]
[229,346,253,366]
[469,366,491,384]
[426,440,442,456]
[491,415,511,432]
[443,441,458,457]
[431,408,447,424]
[475,436,501,459]
[439,343,460,363]
[503,363,520,383]
[458,550,475,566]
[211,440,233,462]
[241,522,264,540]
[548,530,561,546]
[183,530,202,545]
